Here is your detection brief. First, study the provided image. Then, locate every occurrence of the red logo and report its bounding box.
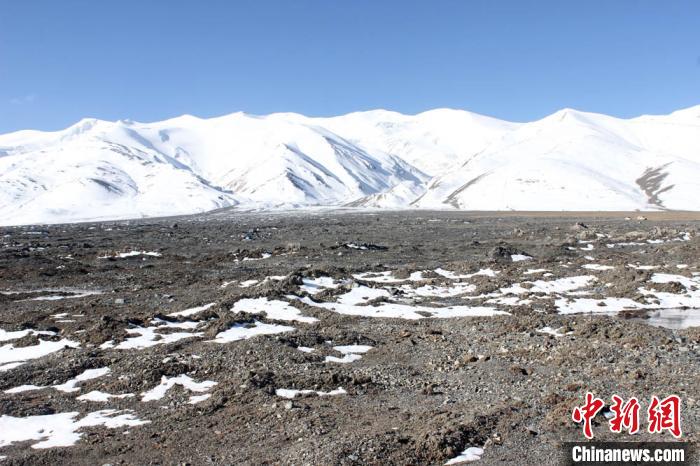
[572,393,682,439]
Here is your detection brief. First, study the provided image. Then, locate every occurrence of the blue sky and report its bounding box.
[1,0,698,133]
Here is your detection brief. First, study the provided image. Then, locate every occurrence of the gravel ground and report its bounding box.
[0,209,698,465]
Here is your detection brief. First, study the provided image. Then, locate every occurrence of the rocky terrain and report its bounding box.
[0,210,698,465]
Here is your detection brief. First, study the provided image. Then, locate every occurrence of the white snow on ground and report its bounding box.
[0,329,55,342]
[168,302,217,317]
[434,268,498,279]
[30,290,103,301]
[239,253,272,262]
[5,367,110,394]
[582,264,615,271]
[352,271,424,283]
[0,338,80,368]
[210,321,295,343]
[642,309,700,330]
[499,276,596,295]
[537,326,572,338]
[628,264,659,270]
[102,319,202,350]
[299,287,507,320]
[232,298,318,323]
[300,276,345,294]
[445,446,484,464]
[524,269,549,275]
[0,410,148,449]
[275,387,347,399]
[98,251,161,259]
[398,282,476,298]
[239,279,259,288]
[556,273,700,322]
[325,345,373,363]
[77,391,135,402]
[141,375,217,402]
[511,254,532,262]
[298,346,315,353]
[188,394,212,404]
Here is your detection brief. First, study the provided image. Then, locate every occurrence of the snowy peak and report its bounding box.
[0,105,699,225]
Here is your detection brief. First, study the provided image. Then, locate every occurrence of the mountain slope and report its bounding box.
[0,105,699,225]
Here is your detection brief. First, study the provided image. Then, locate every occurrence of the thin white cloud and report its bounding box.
[10,94,37,105]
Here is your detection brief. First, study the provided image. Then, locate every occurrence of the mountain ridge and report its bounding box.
[1,105,699,225]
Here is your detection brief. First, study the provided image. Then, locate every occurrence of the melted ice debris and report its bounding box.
[0,338,79,367]
[300,276,345,294]
[77,391,135,402]
[511,254,532,262]
[537,326,572,337]
[500,276,595,295]
[168,302,217,317]
[106,320,202,350]
[582,264,615,271]
[0,410,148,449]
[210,321,294,343]
[232,298,318,323]
[275,387,347,399]
[141,375,217,402]
[445,446,484,464]
[325,345,373,363]
[239,279,259,288]
[0,329,55,342]
[98,251,161,259]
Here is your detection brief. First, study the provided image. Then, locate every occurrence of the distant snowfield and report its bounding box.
[1,105,699,225]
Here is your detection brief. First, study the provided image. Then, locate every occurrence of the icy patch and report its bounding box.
[434,268,498,280]
[239,253,272,262]
[398,282,476,298]
[511,254,532,262]
[54,368,111,393]
[210,321,294,343]
[232,298,318,323]
[188,394,212,404]
[141,374,217,402]
[628,264,659,270]
[0,410,148,449]
[524,269,549,275]
[500,276,595,295]
[352,270,424,283]
[30,290,102,301]
[77,391,134,402]
[537,326,572,337]
[642,309,700,330]
[98,251,161,259]
[5,368,110,394]
[108,320,201,350]
[239,279,259,288]
[582,264,615,271]
[0,338,79,367]
[0,329,56,342]
[325,345,373,363]
[168,302,216,317]
[275,387,347,399]
[300,276,345,294]
[446,446,484,464]
[297,346,315,353]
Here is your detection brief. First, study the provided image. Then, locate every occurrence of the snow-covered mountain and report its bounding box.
[1,105,699,225]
